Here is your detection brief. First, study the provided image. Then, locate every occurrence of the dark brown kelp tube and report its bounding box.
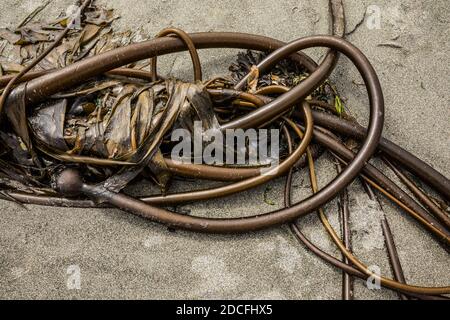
[0,0,448,298]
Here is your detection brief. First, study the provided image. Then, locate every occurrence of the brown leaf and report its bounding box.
[247,65,259,93]
[80,24,102,45]
[0,28,21,44]
[28,99,69,151]
[103,90,133,158]
[1,62,25,73]
[147,149,171,193]
[130,88,153,150]
[5,85,32,151]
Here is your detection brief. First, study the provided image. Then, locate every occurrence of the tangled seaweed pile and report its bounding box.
[0,0,449,299]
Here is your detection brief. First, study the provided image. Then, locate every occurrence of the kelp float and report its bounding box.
[0,0,449,299]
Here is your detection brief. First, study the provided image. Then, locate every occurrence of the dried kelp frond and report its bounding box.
[0,3,120,70]
[229,50,348,114]
[0,2,169,190]
[229,49,307,88]
[29,99,69,152]
[14,77,217,192]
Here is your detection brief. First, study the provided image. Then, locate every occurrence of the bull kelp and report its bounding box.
[0,0,449,299]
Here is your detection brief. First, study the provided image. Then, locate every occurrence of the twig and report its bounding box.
[377,42,403,49]
[0,190,28,210]
[345,10,366,36]
[361,180,409,300]
[383,157,450,229]
[0,0,91,117]
[336,162,354,300]
[17,0,53,29]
